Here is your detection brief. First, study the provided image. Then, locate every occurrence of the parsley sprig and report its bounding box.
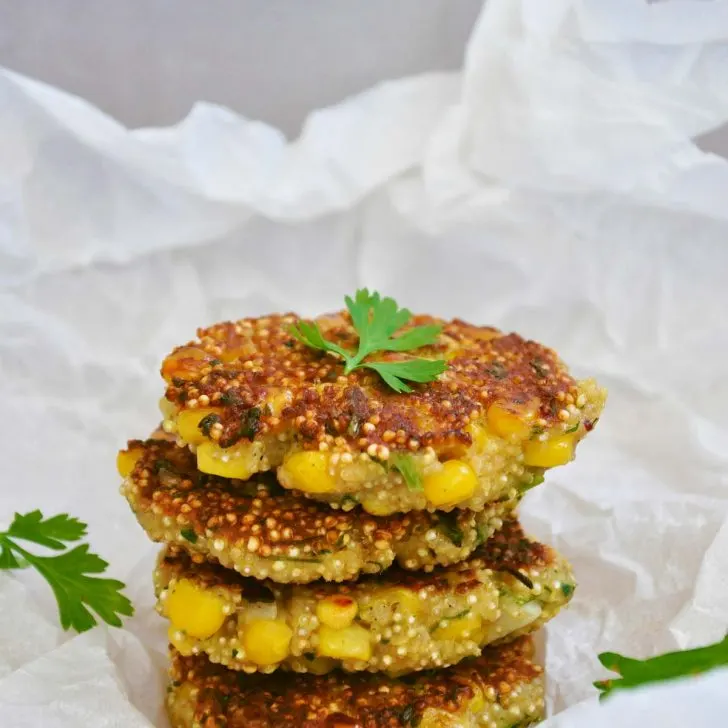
[0,510,134,633]
[595,635,728,699]
[291,289,447,393]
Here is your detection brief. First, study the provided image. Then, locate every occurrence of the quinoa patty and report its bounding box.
[159,312,605,514]
[167,636,544,728]
[155,520,573,676]
[120,438,518,584]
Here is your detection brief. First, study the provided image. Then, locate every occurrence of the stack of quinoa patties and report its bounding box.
[118,303,605,728]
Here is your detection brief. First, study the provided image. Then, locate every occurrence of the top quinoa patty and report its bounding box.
[159,312,605,514]
[167,635,544,728]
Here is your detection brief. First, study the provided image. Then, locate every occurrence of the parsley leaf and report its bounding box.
[0,511,134,633]
[290,289,447,392]
[6,510,87,549]
[389,452,422,491]
[595,635,728,699]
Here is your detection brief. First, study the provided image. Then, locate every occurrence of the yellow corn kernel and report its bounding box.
[176,407,224,445]
[161,346,213,383]
[219,342,256,363]
[466,422,491,451]
[316,596,358,629]
[159,397,177,420]
[267,389,292,417]
[165,579,227,639]
[468,686,486,714]
[487,400,539,440]
[243,620,293,666]
[303,656,337,675]
[196,441,257,480]
[317,624,372,662]
[433,611,483,641]
[116,447,143,478]
[280,451,337,494]
[359,497,397,516]
[423,460,478,507]
[523,434,575,468]
[391,588,421,615]
[167,625,195,656]
[373,588,421,616]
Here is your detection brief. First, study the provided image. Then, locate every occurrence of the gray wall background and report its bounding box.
[1,0,726,153]
[0,0,481,137]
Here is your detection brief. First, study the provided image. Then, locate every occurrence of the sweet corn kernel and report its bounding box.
[316,596,358,629]
[376,588,421,616]
[487,400,539,440]
[116,447,143,478]
[423,460,478,506]
[166,579,227,639]
[159,397,177,419]
[267,389,292,417]
[196,441,257,480]
[167,625,195,656]
[176,407,224,445]
[218,343,256,363]
[280,451,337,494]
[523,434,575,468]
[469,686,486,714]
[433,611,483,640]
[359,497,397,516]
[466,422,491,451]
[243,620,293,666]
[317,624,372,662]
[304,656,338,675]
[161,346,213,383]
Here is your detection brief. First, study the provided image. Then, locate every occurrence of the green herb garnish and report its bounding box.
[431,608,471,633]
[595,635,728,699]
[341,494,360,508]
[529,359,549,378]
[486,362,507,380]
[198,413,221,437]
[565,422,580,434]
[504,567,534,589]
[400,704,419,726]
[180,528,198,544]
[389,452,422,491]
[240,407,262,440]
[436,512,464,547]
[0,510,134,633]
[290,289,447,393]
[519,472,545,494]
[153,458,175,474]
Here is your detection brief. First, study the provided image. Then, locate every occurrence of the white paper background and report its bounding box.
[2,0,728,725]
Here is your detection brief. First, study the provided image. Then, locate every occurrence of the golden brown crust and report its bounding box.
[122,438,518,583]
[167,637,544,728]
[159,518,560,600]
[161,313,582,455]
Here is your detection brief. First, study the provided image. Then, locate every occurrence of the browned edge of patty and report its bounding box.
[161,312,585,455]
[124,438,518,567]
[167,635,543,727]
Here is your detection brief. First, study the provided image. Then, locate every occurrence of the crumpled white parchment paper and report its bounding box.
[2,0,728,725]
